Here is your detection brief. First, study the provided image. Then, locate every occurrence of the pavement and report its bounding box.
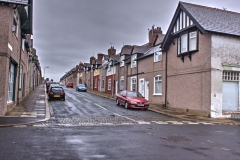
[0,85,239,127]
[0,85,50,127]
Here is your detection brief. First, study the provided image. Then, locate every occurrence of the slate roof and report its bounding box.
[120,45,133,56]
[132,45,152,55]
[181,2,240,36]
[109,55,120,61]
[95,60,102,65]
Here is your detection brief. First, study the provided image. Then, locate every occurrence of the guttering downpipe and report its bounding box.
[165,50,168,108]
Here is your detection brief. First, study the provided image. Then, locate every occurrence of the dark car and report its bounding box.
[66,82,73,88]
[46,81,58,93]
[116,90,149,110]
[76,84,87,92]
[48,86,65,101]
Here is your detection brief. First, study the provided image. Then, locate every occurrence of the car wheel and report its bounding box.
[116,99,120,106]
[125,102,128,109]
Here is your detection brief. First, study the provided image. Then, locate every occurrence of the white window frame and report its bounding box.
[131,76,137,91]
[120,76,124,90]
[108,79,111,90]
[8,63,15,103]
[120,55,125,67]
[189,31,197,51]
[153,75,162,95]
[13,10,19,38]
[178,31,197,55]
[131,55,137,68]
[154,47,162,62]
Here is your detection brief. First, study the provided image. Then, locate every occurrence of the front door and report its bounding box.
[222,81,239,111]
[145,81,149,100]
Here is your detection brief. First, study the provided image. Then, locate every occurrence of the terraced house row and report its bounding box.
[60,2,240,118]
[0,0,42,116]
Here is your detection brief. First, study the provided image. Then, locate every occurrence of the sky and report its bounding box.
[32,0,240,82]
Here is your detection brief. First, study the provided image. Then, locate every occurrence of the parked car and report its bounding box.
[66,82,73,88]
[48,86,65,101]
[46,81,58,93]
[116,90,149,110]
[76,84,87,92]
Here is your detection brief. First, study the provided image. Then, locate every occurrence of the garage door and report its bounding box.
[222,81,239,111]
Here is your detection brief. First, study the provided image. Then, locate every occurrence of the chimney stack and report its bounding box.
[148,26,163,44]
[108,46,116,56]
[97,53,104,60]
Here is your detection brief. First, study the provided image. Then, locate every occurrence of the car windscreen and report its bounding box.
[127,92,143,98]
[78,84,85,87]
[52,87,63,91]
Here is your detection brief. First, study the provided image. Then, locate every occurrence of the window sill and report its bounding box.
[153,93,162,96]
[177,49,198,57]
[154,60,162,63]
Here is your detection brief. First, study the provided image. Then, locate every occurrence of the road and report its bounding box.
[0,87,239,160]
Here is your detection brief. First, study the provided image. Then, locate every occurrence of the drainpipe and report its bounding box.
[165,50,168,108]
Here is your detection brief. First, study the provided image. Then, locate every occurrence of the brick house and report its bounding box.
[118,45,133,92]
[93,53,104,91]
[99,55,109,92]
[162,2,240,117]
[0,0,35,116]
[137,32,165,104]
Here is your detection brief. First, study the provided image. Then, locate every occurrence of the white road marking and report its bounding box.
[114,113,136,122]
[182,121,199,124]
[84,98,91,102]
[166,121,184,125]
[152,121,168,124]
[95,103,107,110]
[138,121,151,124]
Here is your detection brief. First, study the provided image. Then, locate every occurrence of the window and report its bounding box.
[178,31,197,55]
[131,55,137,68]
[8,63,15,103]
[154,75,162,95]
[131,77,136,91]
[108,63,111,72]
[154,47,162,62]
[120,55,125,67]
[120,76,124,90]
[108,79,111,90]
[13,10,19,37]
[22,39,25,51]
[223,71,239,81]
[181,34,188,53]
[189,32,197,51]
[19,65,23,89]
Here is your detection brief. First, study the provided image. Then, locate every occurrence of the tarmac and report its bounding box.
[0,85,239,127]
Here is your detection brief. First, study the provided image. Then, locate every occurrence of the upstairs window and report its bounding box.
[120,55,125,67]
[131,55,137,68]
[154,47,162,62]
[13,10,19,38]
[178,31,198,55]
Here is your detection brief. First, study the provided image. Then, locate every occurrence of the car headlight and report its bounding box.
[130,101,137,104]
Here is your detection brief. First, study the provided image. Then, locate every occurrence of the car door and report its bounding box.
[118,91,125,105]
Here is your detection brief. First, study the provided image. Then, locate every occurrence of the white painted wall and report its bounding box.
[210,34,240,117]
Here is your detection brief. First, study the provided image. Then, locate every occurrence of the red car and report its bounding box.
[116,90,149,110]
[66,82,73,88]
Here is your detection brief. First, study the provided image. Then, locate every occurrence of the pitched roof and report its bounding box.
[162,2,240,49]
[181,2,240,36]
[120,45,133,56]
[109,55,120,61]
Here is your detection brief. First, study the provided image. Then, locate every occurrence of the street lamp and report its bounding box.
[44,66,49,80]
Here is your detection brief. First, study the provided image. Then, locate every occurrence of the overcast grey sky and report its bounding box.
[32,0,240,82]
